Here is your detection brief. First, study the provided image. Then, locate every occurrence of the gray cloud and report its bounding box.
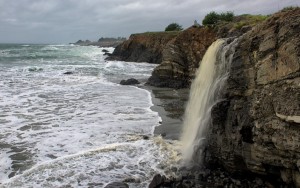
[0,0,298,43]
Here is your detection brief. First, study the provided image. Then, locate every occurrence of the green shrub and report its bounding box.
[202,11,220,25]
[220,11,234,22]
[281,6,298,12]
[202,11,234,25]
[247,14,268,22]
[165,23,183,31]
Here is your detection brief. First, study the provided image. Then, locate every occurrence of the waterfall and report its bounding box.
[181,38,238,164]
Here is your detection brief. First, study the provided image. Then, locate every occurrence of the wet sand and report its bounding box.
[141,85,190,140]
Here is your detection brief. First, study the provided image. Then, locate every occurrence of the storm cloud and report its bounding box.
[0,0,298,43]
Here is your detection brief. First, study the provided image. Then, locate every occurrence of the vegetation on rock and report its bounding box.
[234,14,268,29]
[202,11,234,25]
[165,23,183,31]
[281,6,299,12]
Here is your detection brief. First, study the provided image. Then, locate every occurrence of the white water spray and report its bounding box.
[181,38,238,164]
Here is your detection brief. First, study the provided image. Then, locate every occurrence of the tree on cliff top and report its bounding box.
[165,23,183,31]
[202,11,234,25]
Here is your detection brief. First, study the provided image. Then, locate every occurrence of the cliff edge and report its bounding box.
[106,32,179,64]
[147,15,256,88]
[208,7,300,186]
[147,27,217,88]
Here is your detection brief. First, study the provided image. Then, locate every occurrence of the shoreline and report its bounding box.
[139,84,189,140]
[140,84,277,188]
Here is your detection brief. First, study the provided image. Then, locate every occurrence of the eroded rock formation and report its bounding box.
[105,7,299,187]
[147,27,217,88]
[147,17,255,88]
[106,32,179,63]
[208,8,300,186]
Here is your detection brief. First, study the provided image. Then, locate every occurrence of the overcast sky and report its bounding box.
[0,0,299,44]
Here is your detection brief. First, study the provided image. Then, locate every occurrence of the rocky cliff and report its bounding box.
[106,32,179,63]
[208,8,300,186]
[147,27,217,88]
[106,16,256,88]
[104,8,299,186]
[147,16,257,88]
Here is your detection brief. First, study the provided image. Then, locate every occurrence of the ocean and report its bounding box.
[0,44,180,187]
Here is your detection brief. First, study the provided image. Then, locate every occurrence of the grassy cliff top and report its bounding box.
[215,6,298,29]
[130,31,181,37]
[232,14,269,29]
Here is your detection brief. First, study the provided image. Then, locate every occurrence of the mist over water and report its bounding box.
[181,39,238,164]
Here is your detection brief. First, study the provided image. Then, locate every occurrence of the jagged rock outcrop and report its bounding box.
[208,8,300,186]
[120,78,140,85]
[147,27,217,88]
[105,16,260,88]
[106,32,179,63]
[104,182,129,188]
[147,16,258,88]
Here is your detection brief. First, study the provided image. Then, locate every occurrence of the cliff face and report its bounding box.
[208,8,300,186]
[107,7,300,187]
[106,18,254,88]
[147,27,217,88]
[106,32,179,63]
[147,17,256,88]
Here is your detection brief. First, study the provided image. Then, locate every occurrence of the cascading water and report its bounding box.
[181,38,238,164]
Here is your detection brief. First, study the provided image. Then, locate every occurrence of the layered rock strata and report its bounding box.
[106,32,179,63]
[147,27,217,88]
[147,21,254,88]
[208,8,300,186]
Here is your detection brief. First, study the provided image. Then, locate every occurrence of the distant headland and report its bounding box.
[71,37,126,47]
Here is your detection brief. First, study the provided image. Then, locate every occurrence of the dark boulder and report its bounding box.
[63,71,73,75]
[104,182,129,188]
[28,67,43,72]
[149,174,166,188]
[148,169,271,188]
[102,49,111,55]
[142,135,150,140]
[120,78,140,85]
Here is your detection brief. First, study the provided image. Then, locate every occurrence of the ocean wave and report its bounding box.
[2,137,180,188]
[0,44,162,187]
